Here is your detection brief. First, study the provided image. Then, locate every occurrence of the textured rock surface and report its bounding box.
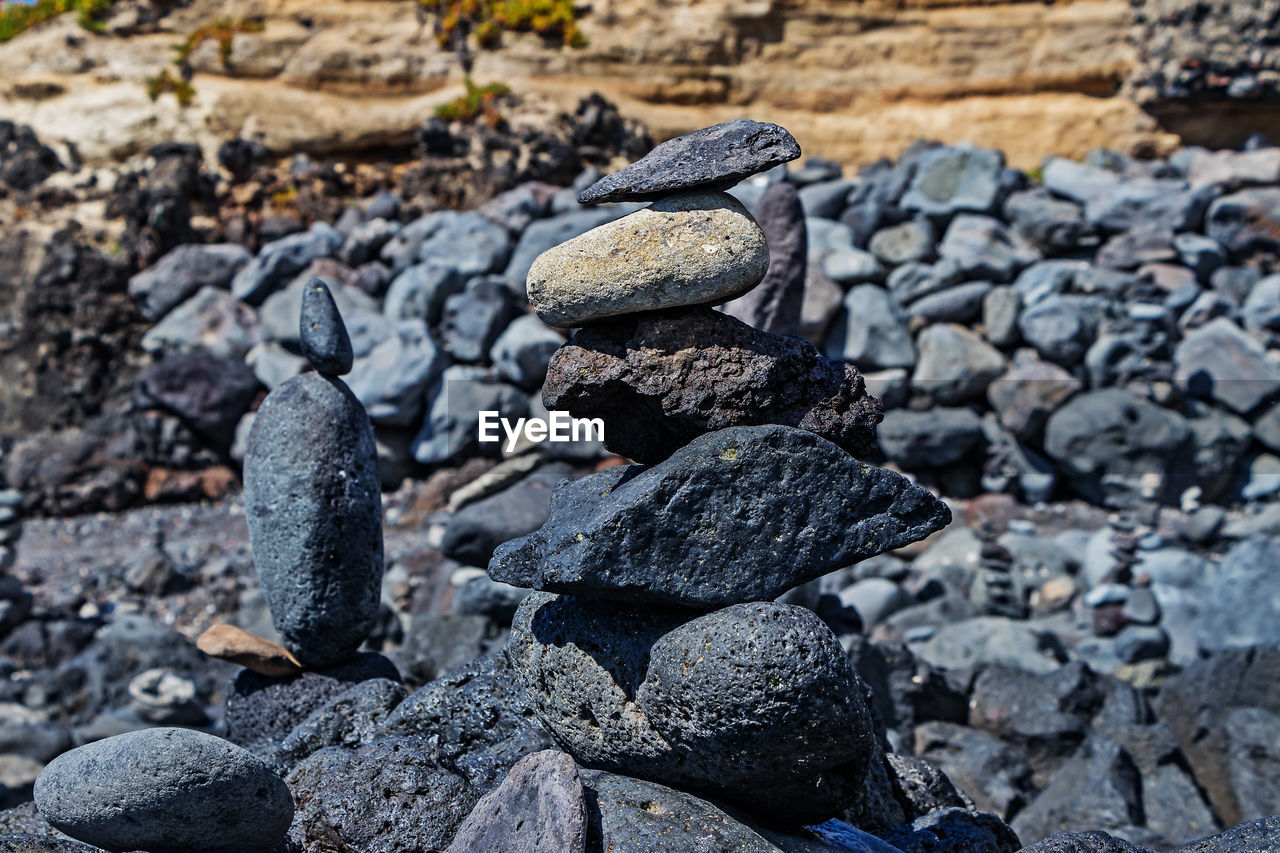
[577,119,800,203]
[722,180,807,336]
[225,652,401,753]
[445,749,587,853]
[542,307,883,464]
[526,190,768,327]
[490,425,949,607]
[299,278,354,375]
[244,371,383,667]
[33,728,293,853]
[507,593,874,821]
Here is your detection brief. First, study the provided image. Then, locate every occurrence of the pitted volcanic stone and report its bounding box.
[542,306,883,464]
[445,749,587,853]
[299,277,353,375]
[244,371,383,667]
[526,190,768,327]
[576,119,800,204]
[507,593,875,813]
[489,425,950,608]
[33,728,294,853]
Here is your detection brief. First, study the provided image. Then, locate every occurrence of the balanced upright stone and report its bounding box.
[244,287,383,668]
[299,278,354,375]
[576,119,800,204]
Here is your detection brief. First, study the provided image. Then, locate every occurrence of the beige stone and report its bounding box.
[527,190,768,327]
[196,623,303,677]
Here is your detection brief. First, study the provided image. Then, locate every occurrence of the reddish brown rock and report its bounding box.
[542,306,883,464]
[197,624,303,678]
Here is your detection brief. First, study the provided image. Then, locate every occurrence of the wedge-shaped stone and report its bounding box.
[526,191,768,327]
[489,425,950,607]
[577,119,800,204]
[542,306,883,464]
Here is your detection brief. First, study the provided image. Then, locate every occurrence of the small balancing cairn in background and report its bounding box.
[31,280,392,853]
[485,120,954,826]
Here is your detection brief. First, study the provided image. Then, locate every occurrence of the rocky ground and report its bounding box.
[1,104,1280,851]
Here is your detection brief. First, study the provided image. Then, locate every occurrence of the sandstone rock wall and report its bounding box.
[0,0,1271,169]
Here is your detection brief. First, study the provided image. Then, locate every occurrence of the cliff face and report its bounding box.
[0,0,1269,168]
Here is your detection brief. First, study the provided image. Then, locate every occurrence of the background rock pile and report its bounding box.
[2,112,1280,851]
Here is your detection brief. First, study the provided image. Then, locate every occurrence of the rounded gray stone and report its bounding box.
[445,749,587,853]
[33,728,294,853]
[299,278,353,375]
[507,593,875,815]
[526,190,768,327]
[244,371,383,667]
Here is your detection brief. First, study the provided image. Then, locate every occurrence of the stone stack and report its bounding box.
[489,120,953,824]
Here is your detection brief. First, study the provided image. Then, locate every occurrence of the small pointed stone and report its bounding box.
[300,278,353,375]
[196,623,304,678]
[577,119,801,205]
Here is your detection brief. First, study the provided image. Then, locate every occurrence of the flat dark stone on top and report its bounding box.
[300,278,354,375]
[576,119,801,205]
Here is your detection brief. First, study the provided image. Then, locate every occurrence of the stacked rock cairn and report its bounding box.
[31,280,388,853]
[489,120,954,825]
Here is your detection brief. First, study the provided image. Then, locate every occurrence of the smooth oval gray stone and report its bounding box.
[33,728,293,853]
[244,371,383,667]
[299,278,353,375]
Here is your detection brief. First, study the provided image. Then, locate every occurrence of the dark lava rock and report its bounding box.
[382,652,552,766]
[244,372,383,667]
[489,425,949,608]
[722,180,807,337]
[883,808,1021,853]
[285,736,497,853]
[1011,737,1143,845]
[1175,815,1280,853]
[127,243,253,321]
[0,835,101,852]
[542,307,883,465]
[913,721,1036,819]
[507,593,874,821]
[268,677,407,772]
[445,749,587,853]
[226,652,400,753]
[441,463,575,566]
[1156,647,1280,828]
[299,279,353,376]
[134,351,261,448]
[877,408,985,469]
[1043,388,1192,507]
[1019,831,1150,853]
[440,275,514,364]
[34,727,294,853]
[577,119,800,204]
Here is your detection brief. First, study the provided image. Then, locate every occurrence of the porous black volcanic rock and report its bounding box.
[268,677,408,771]
[0,836,100,852]
[1175,815,1280,853]
[542,307,883,465]
[244,371,383,667]
[445,750,587,853]
[1016,830,1149,853]
[134,351,261,448]
[382,652,553,766]
[577,119,800,204]
[490,425,947,608]
[722,180,808,336]
[506,593,875,821]
[33,728,294,853]
[226,652,400,753]
[883,808,1021,853]
[579,769,798,852]
[285,736,498,853]
[299,278,354,375]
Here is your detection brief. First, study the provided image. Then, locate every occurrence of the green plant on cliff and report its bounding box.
[434,76,511,126]
[144,16,264,106]
[0,0,112,43]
